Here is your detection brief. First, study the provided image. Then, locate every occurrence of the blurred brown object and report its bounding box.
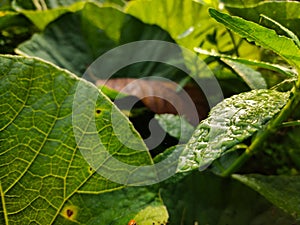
[96,78,209,125]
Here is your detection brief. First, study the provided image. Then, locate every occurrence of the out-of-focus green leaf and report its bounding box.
[0,55,152,224]
[161,171,298,225]
[16,1,86,30]
[155,114,194,143]
[0,11,34,54]
[12,0,125,10]
[177,89,289,173]
[12,0,126,30]
[225,1,300,38]
[221,58,267,89]
[16,11,117,76]
[16,3,181,80]
[209,9,300,70]
[195,47,297,78]
[233,174,300,219]
[126,0,260,59]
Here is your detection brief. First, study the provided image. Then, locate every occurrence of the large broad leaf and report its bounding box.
[16,3,179,79]
[177,89,289,172]
[209,9,300,71]
[125,0,260,60]
[14,1,86,30]
[225,1,300,38]
[16,10,117,76]
[160,171,298,224]
[12,0,125,10]
[233,174,300,220]
[12,0,125,30]
[51,186,168,225]
[0,55,155,224]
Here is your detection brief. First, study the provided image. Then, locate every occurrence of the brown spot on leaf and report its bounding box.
[66,209,73,218]
[62,205,77,221]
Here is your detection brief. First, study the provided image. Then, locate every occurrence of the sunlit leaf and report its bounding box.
[209,9,300,70]
[177,89,289,172]
[0,55,152,224]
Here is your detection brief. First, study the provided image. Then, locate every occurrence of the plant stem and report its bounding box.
[221,79,300,177]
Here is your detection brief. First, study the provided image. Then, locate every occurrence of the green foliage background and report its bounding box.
[1,0,300,224]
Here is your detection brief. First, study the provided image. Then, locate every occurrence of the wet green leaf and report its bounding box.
[177,89,289,172]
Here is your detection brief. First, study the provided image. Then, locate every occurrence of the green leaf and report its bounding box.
[0,55,152,224]
[225,1,300,38]
[221,58,267,90]
[126,0,260,59]
[233,174,300,219]
[16,11,117,76]
[16,1,86,30]
[12,0,125,10]
[161,171,298,224]
[177,89,289,172]
[16,3,179,79]
[194,47,297,78]
[209,8,300,70]
[133,205,169,225]
[52,186,165,225]
[260,14,300,50]
[155,114,194,143]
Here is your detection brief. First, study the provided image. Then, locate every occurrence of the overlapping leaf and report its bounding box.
[16,3,178,79]
[126,0,260,60]
[177,89,289,172]
[209,9,300,71]
[225,1,300,37]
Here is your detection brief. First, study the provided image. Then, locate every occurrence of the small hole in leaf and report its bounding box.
[96,109,101,114]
